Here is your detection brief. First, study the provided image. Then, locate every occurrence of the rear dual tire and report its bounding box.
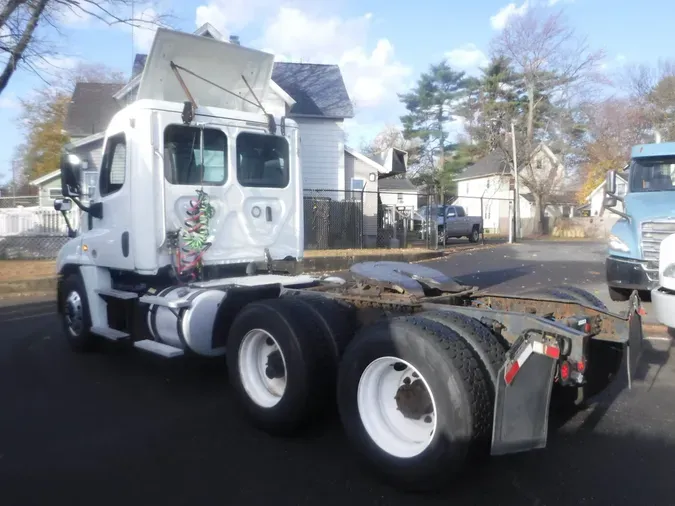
[226,296,357,435]
[337,314,504,492]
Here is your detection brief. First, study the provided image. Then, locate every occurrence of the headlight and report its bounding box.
[608,234,631,253]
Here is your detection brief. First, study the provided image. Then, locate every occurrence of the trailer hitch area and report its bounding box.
[491,332,559,456]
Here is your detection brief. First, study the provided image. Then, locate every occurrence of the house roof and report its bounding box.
[64,82,124,137]
[378,178,418,192]
[344,146,386,173]
[30,170,60,186]
[271,63,354,118]
[454,151,510,182]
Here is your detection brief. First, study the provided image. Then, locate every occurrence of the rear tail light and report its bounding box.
[560,361,571,381]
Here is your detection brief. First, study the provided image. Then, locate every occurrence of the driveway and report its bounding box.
[0,240,673,505]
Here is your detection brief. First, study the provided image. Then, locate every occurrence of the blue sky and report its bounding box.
[0,0,672,184]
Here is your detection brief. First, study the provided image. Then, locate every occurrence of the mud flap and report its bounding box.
[491,337,557,456]
[625,291,645,389]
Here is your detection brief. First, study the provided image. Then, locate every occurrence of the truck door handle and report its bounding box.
[266,206,272,222]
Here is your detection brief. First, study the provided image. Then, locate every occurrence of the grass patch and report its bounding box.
[0,260,56,282]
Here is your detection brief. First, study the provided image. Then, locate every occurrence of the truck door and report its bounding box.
[455,206,469,235]
[85,132,135,270]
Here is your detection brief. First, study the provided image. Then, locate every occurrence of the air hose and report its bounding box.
[175,188,214,280]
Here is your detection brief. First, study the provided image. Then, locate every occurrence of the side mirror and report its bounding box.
[604,195,618,209]
[605,169,617,196]
[54,198,72,212]
[60,152,83,197]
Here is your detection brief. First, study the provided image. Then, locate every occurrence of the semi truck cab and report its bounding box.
[604,142,675,301]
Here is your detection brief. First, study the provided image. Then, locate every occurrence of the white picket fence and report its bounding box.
[0,206,82,237]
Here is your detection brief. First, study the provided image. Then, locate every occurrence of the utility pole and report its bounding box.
[511,120,520,240]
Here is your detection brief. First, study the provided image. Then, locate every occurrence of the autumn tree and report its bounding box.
[489,7,605,232]
[399,60,475,199]
[576,98,650,202]
[16,62,125,181]
[0,0,169,95]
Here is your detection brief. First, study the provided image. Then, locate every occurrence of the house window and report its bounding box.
[99,133,127,197]
[350,178,365,199]
[237,132,289,188]
[536,160,543,170]
[465,183,469,194]
[397,193,404,204]
[49,188,62,199]
[164,125,228,185]
[486,179,490,189]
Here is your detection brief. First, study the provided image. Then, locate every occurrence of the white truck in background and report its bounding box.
[51,27,646,493]
[651,233,675,335]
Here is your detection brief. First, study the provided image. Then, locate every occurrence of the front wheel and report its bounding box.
[337,316,492,492]
[608,286,631,302]
[59,274,98,352]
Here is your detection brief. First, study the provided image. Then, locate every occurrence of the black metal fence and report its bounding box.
[1,189,465,259]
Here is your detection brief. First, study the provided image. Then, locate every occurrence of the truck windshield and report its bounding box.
[236,132,289,188]
[629,156,675,192]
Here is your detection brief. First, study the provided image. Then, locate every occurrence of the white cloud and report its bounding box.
[258,7,410,109]
[445,44,488,74]
[34,55,81,73]
[490,1,529,30]
[0,93,19,110]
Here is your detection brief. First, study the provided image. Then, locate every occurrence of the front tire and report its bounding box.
[337,316,492,492]
[59,274,97,352]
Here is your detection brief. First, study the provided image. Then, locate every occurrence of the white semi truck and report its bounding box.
[651,233,675,334]
[52,28,646,492]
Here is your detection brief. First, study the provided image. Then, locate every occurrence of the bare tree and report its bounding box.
[621,59,675,142]
[0,0,171,95]
[490,7,605,232]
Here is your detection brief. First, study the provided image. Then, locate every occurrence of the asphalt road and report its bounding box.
[1,240,674,506]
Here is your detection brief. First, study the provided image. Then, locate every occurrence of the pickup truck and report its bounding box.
[417,204,483,243]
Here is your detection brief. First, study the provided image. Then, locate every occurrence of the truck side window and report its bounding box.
[236,132,289,188]
[99,133,126,197]
[447,207,456,217]
[456,207,466,217]
[164,125,227,186]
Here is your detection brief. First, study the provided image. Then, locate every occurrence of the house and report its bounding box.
[30,23,410,248]
[342,146,409,247]
[585,173,628,216]
[452,144,569,236]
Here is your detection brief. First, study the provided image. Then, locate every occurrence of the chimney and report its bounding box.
[229,35,240,45]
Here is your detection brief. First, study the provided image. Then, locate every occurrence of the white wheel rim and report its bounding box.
[238,329,287,408]
[357,356,438,458]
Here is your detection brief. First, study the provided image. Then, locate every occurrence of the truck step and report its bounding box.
[133,339,185,358]
[91,326,130,341]
[138,295,192,309]
[96,288,139,300]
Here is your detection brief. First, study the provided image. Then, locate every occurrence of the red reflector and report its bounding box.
[638,307,647,316]
[577,360,586,373]
[504,362,520,385]
[584,322,592,333]
[544,345,560,359]
[560,361,570,380]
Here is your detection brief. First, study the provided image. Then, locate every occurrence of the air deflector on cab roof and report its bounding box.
[136,28,275,113]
